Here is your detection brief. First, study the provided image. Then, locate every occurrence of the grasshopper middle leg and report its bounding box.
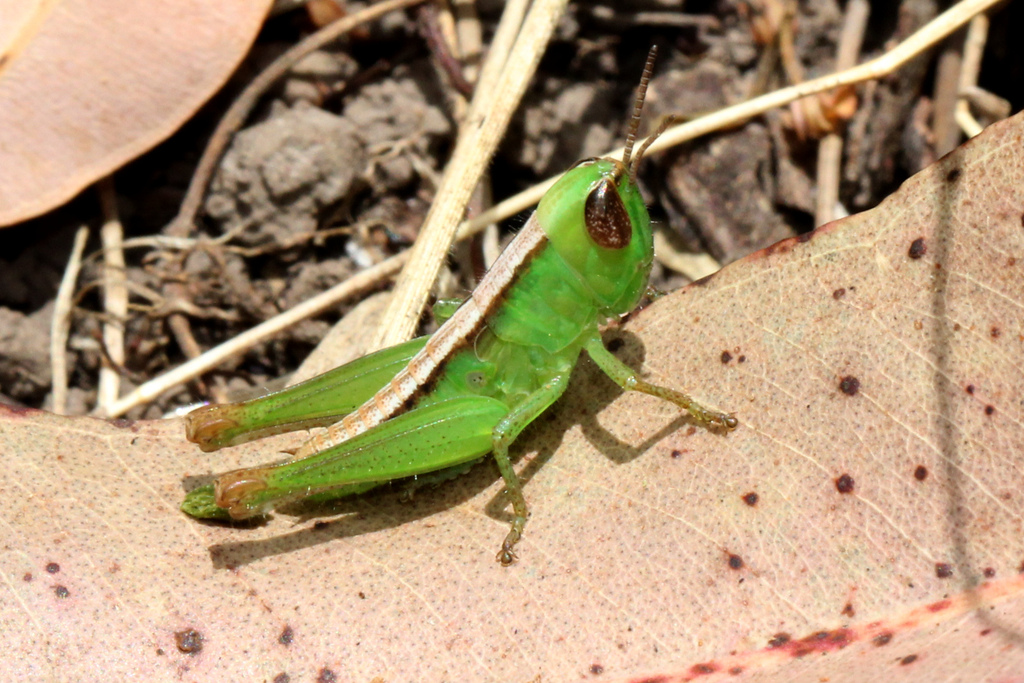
[490,372,572,565]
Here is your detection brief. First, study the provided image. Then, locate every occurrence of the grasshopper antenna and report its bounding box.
[630,114,676,187]
[622,45,658,179]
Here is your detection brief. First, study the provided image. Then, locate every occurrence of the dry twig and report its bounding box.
[955,15,990,137]
[372,0,567,349]
[50,226,90,415]
[96,178,128,412]
[814,0,869,226]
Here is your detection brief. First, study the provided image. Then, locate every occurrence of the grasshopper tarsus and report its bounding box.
[496,511,527,565]
[689,405,739,432]
[685,406,739,432]
[497,537,519,566]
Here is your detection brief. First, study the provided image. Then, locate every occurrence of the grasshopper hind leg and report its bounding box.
[185,397,509,524]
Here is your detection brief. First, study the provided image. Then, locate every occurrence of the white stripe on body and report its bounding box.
[293,216,547,458]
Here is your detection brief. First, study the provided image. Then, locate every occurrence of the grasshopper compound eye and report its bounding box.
[583,177,632,249]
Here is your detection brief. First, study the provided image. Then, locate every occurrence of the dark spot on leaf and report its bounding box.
[946,168,960,182]
[768,633,791,648]
[358,591,366,599]
[835,474,855,493]
[691,662,717,675]
[607,338,624,353]
[900,654,918,666]
[839,376,860,396]
[742,492,759,506]
[873,632,893,646]
[966,384,975,394]
[935,563,953,579]
[980,628,992,636]
[317,668,337,683]
[764,239,794,257]
[832,288,846,299]
[156,648,164,656]
[953,323,962,331]
[737,355,746,363]
[175,629,203,654]
[721,350,733,364]
[983,567,996,578]
[991,326,1001,338]
[46,562,60,574]
[765,629,856,657]
[111,418,135,429]
[670,450,683,459]
[729,666,744,675]
[273,674,290,683]
[1010,257,1018,266]
[54,585,69,599]
[728,554,744,570]
[914,466,928,481]
[589,663,604,675]
[908,238,927,259]
[928,599,952,612]
[841,603,855,617]
[279,626,294,645]
[313,521,329,531]
[22,572,32,582]
[985,405,995,416]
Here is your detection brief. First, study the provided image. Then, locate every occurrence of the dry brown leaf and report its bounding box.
[1,111,1022,681]
[0,0,272,226]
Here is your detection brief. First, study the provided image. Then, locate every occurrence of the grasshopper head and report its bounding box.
[536,157,653,318]
[535,46,667,319]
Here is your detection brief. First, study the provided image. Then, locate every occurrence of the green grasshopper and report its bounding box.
[181,52,737,564]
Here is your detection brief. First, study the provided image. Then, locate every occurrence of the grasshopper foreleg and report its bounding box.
[585,335,737,431]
